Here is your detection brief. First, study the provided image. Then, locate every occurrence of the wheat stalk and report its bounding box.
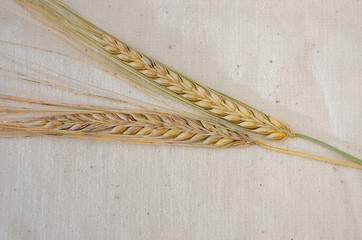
[0,109,252,148]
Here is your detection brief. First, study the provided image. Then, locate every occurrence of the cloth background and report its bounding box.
[1,0,361,239]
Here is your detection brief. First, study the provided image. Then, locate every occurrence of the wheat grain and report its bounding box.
[0,109,251,147]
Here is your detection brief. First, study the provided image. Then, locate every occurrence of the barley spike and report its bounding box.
[92,25,294,139]
[0,110,251,148]
[16,0,294,140]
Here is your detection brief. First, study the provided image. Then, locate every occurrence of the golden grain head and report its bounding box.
[0,110,252,148]
[15,0,294,140]
[91,33,293,139]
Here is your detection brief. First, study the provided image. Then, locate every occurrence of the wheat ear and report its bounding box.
[2,108,361,169]
[95,34,293,140]
[15,0,293,140]
[0,110,252,148]
[13,0,362,166]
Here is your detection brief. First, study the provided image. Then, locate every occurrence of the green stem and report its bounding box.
[295,133,362,165]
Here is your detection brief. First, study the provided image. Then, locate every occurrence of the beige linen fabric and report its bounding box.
[0,0,361,239]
